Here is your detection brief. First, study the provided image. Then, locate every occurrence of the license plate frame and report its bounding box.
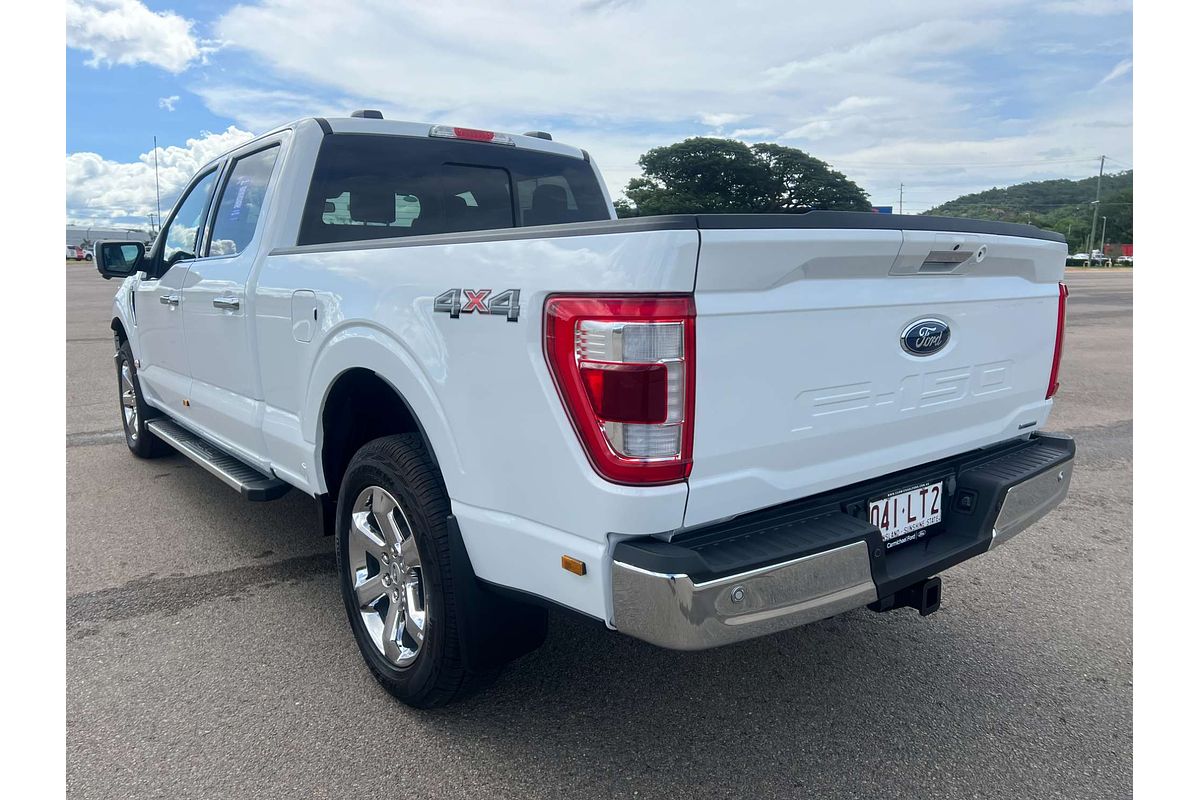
[869,479,945,549]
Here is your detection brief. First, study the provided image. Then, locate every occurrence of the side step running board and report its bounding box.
[145,418,290,501]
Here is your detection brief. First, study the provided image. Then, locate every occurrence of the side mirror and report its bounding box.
[95,241,145,280]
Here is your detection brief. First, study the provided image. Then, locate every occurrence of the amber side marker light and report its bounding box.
[562,556,587,576]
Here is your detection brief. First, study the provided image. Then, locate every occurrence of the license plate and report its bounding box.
[870,480,943,546]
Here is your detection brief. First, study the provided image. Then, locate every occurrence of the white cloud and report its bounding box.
[1098,58,1132,85]
[66,0,211,73]
[158,95,180,112]
[828,96,887,114]
[699,112,747,128]
[763,18,1004,82]
[728,128,776,140]
[166,0,1129,209]
[66,126,255,226]
[1043,0,1131,15]
[189,85,353,132]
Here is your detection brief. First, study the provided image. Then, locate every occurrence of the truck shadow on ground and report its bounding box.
[377,600,1099,796]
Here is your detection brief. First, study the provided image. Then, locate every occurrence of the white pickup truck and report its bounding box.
[95,112,1074,707]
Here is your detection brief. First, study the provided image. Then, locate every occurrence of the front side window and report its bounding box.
[208,146,281,257]
[162,169,219,266]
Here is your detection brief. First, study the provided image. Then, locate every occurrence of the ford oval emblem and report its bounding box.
[901,318,951,356]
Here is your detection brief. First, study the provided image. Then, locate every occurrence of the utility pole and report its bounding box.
[1100,215,1108,263]
[899,182,904,215]
[153,135,162,238]
[1086,155,1106,258]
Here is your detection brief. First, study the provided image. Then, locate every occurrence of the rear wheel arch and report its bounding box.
[304,329,460,498]
[317,367,444,501]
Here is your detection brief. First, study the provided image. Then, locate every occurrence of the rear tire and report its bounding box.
[335,434,500,708]
[116,341,171,458]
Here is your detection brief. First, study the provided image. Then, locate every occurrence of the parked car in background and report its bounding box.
[1117,255,1133,265]
[93,113,1076,707]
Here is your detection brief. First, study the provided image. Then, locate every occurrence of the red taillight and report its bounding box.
[544,295,695,485]
[1046,282,1068,399]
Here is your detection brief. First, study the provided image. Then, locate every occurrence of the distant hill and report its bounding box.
[923,171,1132,252]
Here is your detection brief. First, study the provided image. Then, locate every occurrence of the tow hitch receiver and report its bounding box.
[870,576,943,617]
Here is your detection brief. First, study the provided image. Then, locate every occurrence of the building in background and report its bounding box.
[66,226,153,247]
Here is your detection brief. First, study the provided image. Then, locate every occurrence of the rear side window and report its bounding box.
[297,134,610,246]
[208,145,280,257]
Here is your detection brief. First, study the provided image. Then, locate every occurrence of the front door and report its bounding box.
[181,142,283,463]
[132,167,221,412]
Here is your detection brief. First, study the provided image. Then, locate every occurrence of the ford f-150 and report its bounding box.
[94,112,1074,707]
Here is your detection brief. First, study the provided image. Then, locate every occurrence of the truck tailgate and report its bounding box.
[684,223,1066,528]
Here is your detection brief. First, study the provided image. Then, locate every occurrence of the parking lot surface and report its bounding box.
[66,265,1132,799]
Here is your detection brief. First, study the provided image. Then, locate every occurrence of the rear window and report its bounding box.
[297,134,610,246]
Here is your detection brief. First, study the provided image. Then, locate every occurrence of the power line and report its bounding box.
[907,201,1133,209]
[835,156,1100,169]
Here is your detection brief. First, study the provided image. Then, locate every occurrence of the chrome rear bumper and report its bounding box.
[990,457,1074,549]
[612,541,877,651]
[611,434,1075,650]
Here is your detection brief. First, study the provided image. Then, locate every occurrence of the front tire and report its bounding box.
[335,434,492,708]
[116,341,171,458]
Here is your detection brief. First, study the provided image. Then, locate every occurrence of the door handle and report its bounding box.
[213,295,241,310]
[159,293,180,306]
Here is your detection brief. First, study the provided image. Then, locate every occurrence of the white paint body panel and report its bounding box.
[256,230,698,619]
[130,265,192,410]
[684,228,1065,527]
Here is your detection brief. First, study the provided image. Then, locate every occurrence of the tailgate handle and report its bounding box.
[920,250,974,272]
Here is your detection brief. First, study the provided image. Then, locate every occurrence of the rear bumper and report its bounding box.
[611,432,1074,650]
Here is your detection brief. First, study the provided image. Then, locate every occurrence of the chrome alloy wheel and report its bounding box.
[120,361,139,441]
[349,486,427,667]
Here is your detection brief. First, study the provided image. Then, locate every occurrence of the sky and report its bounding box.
[65,0,1133,229]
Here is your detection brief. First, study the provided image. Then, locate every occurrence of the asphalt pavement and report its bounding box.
[66,264,1132,799]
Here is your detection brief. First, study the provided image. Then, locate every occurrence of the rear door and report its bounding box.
[683,222,1066,528]
[180,137,285,464]
[132,166,222,411]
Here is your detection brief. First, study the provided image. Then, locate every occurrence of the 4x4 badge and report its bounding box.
[434,288,520,322]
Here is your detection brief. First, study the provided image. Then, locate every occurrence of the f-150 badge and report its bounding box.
[434,288,520,322]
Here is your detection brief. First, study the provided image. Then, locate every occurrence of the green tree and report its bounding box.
[619,137,871,216]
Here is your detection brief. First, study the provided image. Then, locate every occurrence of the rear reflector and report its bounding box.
[429,124,516,146]
[1046,282,1068,399]
[544,296,695,485]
